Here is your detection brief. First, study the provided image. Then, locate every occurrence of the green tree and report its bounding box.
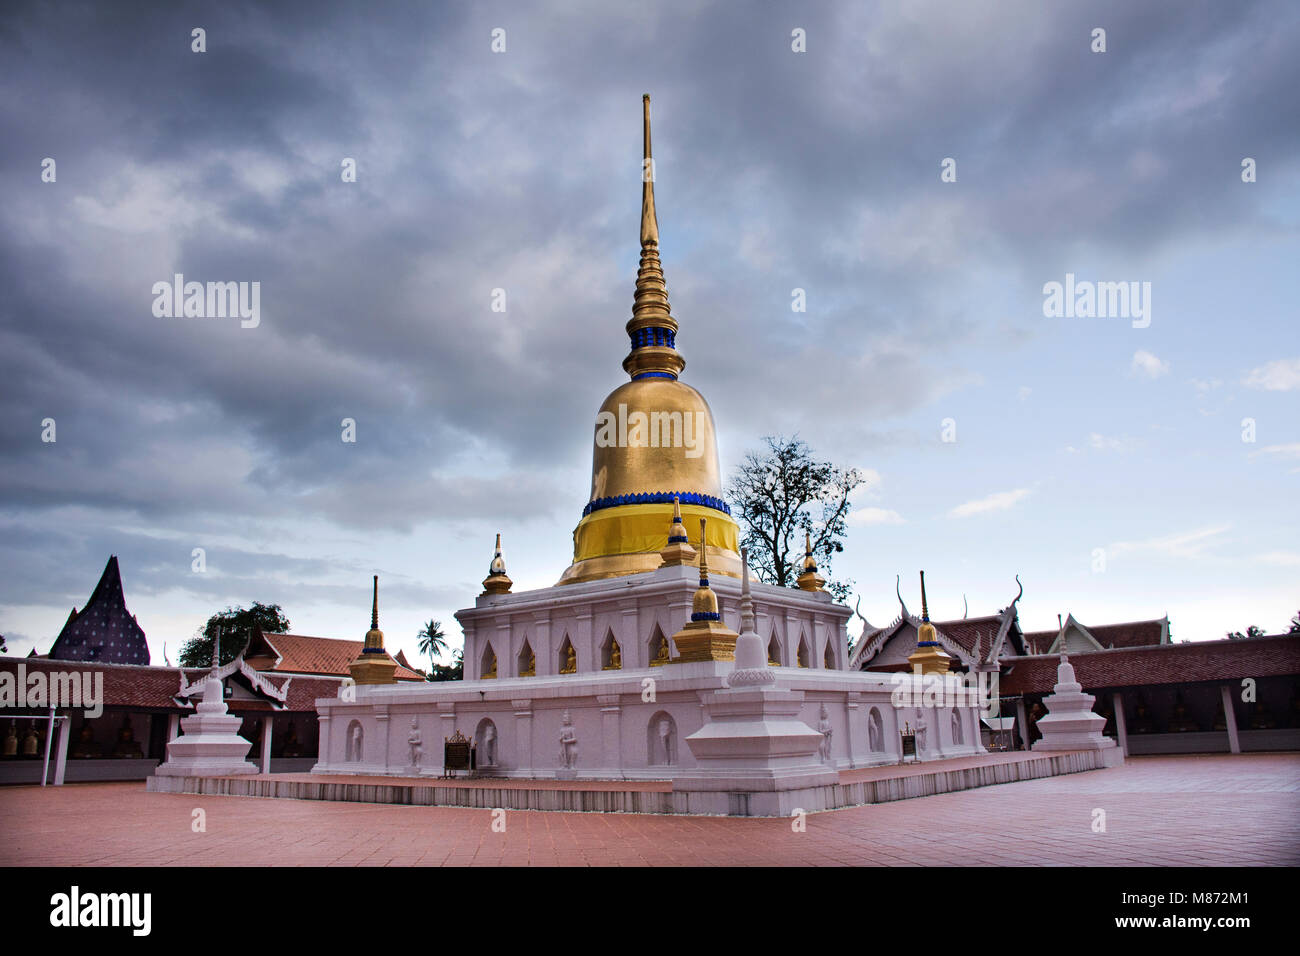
[417,619,447,670]
[1226,625,1266,641]
[726,435,863,602]
[180,603,290,667]
[426,647,464,682]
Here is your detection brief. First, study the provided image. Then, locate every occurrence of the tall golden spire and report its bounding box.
[349,574,399,684]
[667,518,738,662]
[624,94,685,381]
[796,531,826,592]
[482,532,513,595]
[908,570,952,675]
[659,495,698,567]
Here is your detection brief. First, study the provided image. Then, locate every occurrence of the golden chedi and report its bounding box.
[907,571,953,675]
[668,519,739,662]
[348,575,400,684]
[481,532,512,595]
[558,94,741,585]
[796,531,826,592]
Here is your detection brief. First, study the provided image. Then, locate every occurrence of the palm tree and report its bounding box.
[417,620,447,670]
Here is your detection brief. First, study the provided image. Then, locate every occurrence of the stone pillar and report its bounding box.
[495,620,512,677]
[438,706,456,774]
[598,695,621,773]
[575,610,593,672]
[53,714,70,786]
[374,707,390,772]
[1112,691,1129,756]
[512,700,532,774]
[1220,684,1241,754]
[533,614,552,676]
[621,608,640,668]
[1015,699,1030,751]
[260,716,273,774]
[843,693,860,768]
[462,622,477,680]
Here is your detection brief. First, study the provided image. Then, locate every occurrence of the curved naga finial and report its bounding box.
[962,594,968,619]
[853,594,870,633]
[1013,574,1023,605]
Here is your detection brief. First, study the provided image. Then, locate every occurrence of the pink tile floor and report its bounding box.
[2,753,1296,866]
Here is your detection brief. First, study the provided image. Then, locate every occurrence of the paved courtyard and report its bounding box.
[2,754,1296,866]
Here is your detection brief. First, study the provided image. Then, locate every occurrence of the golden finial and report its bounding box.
[796,530,826,592]
[641,93,658,247]
[482,532,513,595]
[668,516,738,662]
[624,94,684,381]
[908,569,951,675]
[658,495,697,567]
[350,574,399,684]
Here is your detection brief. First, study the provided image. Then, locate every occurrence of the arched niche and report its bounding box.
[517,640,535,677]
[647,711,677,766]
[868,707,884,752]
[767,629,782,666]
[796,634,810,668]
[600,629,622,670]
[345,720,364,762]
[475,717,499,767]
[480,642,497,679]
[647,624,671,667]
[558,635,577,674]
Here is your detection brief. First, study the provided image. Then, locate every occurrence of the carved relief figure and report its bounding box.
[482,721,497,766]
[407,717,423,768]
[558,710,578,769]
[914,713,928,756]
[868,707,884,752]
[950,708,963,745]
[650,713,677,766]
[346,721,363,762]
[818,703,833,763]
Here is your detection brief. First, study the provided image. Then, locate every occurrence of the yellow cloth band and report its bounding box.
[573,503,740,561]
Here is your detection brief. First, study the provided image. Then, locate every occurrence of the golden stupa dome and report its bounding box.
[558,95,741,585]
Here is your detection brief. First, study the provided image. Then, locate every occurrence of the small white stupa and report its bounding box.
[1032,650,1123,766]
[154,629,258,777]
[675,548,838,814]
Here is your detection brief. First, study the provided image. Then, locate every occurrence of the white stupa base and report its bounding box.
[153,678,259,778]
[674,686,839,815]
[1031,676,1124,767]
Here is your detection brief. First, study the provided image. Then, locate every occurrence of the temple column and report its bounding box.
[621,608,640,668]
[260,716,273,774]
[494,620,511,677]
[438,705,456,774]
[534,614,552,676]
[316,715,331,765]
[598,695,622,772]
[512,700,532,774]
[374,706,390,771]
[462,623,478,680]
[1112,691,1129,757]
[53,713,70,786]
[844,693,860,768]
[575,610,593,672]
[1220,684,1241,754]
[1015,699,1030,751]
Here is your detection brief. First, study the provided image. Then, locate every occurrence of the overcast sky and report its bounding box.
[2,0,1297,667]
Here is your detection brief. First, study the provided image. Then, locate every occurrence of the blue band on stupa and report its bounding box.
[583,491,732,517]
[691,611,721,622]
[632,371,677,380]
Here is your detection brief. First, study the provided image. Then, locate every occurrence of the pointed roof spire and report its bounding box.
[669,517,739,662]
[350,574,399,684]
[641,93,658,247]
[482,532,513,595]
[658,495,698,567]
[908,570,952,675]
[727,546,776,686]
[370,574,380,631]
[624,94,685,382]
[796,531,826,592]
[739,546,756,636]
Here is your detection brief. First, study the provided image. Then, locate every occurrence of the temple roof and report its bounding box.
[48,556,150,665]
[0,656,342,713]
[998,634,1300,695]
[1023,614,1169,654]
[850,601,1026,671]
[245,630,424,681]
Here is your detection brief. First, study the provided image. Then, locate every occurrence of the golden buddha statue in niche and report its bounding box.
[605,638,622,670]
[560,643,577,674]
[484,650,497,679]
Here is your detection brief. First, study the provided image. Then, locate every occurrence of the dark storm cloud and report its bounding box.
[1,0,1297,597]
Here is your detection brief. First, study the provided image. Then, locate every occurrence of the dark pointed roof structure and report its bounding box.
[48,556,150,665]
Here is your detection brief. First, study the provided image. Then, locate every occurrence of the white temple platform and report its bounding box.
[146,748,1115,816]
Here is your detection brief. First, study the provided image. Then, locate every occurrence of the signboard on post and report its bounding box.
[443,730,474,778]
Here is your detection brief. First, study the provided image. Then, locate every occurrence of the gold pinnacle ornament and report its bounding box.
[659,495,698,567]
[796,531,826,592]
[907,570,952,675]
[482,532,513,595]
[348,575,400,684]
[669,518,738,662]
